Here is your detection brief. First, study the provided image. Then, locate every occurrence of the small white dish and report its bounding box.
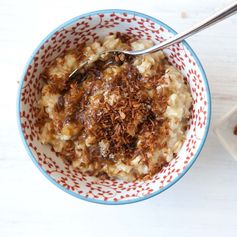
[214,105,237,160]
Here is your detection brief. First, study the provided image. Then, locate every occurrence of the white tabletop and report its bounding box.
[1,0,237,236]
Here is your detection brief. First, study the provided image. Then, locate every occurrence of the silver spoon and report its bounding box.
[69,1,237,78]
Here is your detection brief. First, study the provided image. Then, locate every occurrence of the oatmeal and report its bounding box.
[37,34,193,181]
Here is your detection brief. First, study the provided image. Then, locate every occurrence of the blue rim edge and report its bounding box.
[17,9,211,205]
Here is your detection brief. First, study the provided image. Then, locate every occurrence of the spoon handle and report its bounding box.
[128,1,237,55]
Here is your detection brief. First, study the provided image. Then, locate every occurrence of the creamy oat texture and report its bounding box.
[38,34,192,181]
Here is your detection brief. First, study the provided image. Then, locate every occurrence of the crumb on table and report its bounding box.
[181,11,188,19]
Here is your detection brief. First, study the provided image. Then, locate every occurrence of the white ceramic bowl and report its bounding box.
[17,9,211,204]
[214,105,237,160]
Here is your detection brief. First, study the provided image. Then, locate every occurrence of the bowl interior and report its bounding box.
[18,10,210,204]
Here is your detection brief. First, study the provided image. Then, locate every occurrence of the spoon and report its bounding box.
[69,1,237,78]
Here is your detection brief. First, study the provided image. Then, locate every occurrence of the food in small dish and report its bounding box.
[37,34,192,181]
[234,125,237,135]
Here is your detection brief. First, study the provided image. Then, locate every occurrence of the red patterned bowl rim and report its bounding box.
[17,9,211,205]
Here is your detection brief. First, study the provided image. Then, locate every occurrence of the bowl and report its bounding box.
[17,9,211,204]
[214,105,237,160]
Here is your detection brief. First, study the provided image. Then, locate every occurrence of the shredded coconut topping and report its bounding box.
[37,33,192,181]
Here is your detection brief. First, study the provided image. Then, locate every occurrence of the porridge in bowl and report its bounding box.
[37,34,192,181]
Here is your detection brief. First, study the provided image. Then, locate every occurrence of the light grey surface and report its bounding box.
[1,0,237,236]
[113,1,237,55]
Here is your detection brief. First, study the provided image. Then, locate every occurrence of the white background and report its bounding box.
[1,0,237,236]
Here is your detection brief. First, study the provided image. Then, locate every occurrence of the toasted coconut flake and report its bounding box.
[37,34,192,181]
